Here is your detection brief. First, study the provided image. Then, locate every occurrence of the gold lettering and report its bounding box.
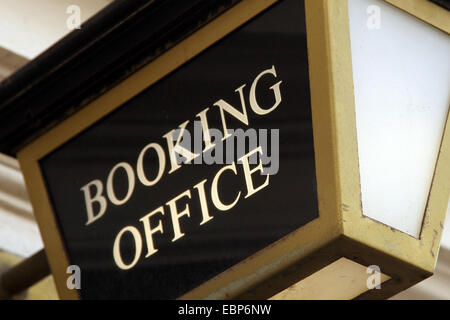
[211,162,241,211]
[163,120,200,174]
[139,206,165,258]
[166,189,192,242]
[113,226,142,270]
[239,146,270,198]
[214,84,248,141]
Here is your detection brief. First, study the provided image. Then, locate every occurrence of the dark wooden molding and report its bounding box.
[0,0,240,156]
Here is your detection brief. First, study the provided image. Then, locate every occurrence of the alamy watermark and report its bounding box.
[169,121,280,175]
[66,5,81,30]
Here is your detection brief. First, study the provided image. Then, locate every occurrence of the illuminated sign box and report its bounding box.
[10,0,449,299]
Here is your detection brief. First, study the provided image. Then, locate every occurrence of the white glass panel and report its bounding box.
[348,0,450,237]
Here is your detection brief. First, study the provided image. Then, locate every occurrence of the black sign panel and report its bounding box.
[40,0,317,299]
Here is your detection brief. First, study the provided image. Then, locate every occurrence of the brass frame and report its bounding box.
[17,0,449,300]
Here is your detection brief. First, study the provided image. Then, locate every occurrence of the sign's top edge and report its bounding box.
[0,0,241,156]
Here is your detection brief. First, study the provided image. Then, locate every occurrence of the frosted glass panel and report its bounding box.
[348,0,450,237]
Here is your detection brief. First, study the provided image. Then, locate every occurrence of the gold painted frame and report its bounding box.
[384,0,450,34]
[17,0,449,300]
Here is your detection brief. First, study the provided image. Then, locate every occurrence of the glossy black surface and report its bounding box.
[429,0,450,11]
[40,0,317,299]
